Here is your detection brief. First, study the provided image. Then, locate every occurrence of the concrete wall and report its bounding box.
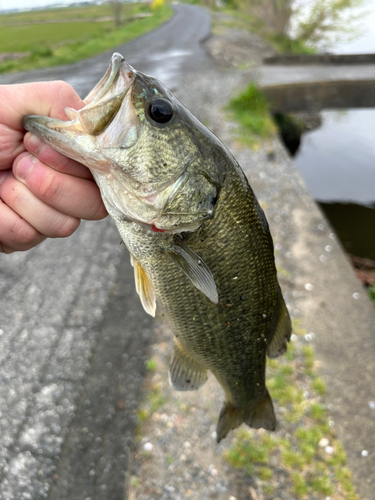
[262,79,375,112]
[264,53,375,65]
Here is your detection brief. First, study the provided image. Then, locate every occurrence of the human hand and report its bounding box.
[0,81,107,254]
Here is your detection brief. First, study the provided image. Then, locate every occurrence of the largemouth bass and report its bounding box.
[24,53,291,442]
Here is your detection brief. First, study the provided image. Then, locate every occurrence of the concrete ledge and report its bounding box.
[261,79,375,112]
[264,53,375,65]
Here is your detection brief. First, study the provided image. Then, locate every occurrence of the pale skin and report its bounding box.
[0,81,107,254]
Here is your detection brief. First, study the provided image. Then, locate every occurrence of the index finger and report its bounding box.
[24,133,92,179]
[0,81,84,132]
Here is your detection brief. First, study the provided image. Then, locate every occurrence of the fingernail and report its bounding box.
[15,154,36,180]
[25,133,44,153]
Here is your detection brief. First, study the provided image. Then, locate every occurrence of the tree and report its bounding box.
[109,0,123,28]
[292,0,363,49]
[242,0,362,50]
[251,0,293,38]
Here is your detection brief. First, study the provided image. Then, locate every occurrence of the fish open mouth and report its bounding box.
[23,53,135,141]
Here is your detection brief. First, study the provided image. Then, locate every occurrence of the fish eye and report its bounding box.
[148,99,173,124]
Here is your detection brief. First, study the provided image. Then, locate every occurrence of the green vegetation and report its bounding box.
[131,477,140,488]
[202,0,361,54]
[267,34,315,55]
[223,323,360,500]
[0,3,172,74]
[138,357,166,422]
[137,380,166,422]
[369,285,375,306]
[226,82,276,148]
[145,358,158,372]
[213,7,314,55]
[0,3,114,24]
[0,21,113,53]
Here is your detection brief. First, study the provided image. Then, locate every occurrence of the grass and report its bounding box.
[0,21,113,53]
[138,357,166,422]
[137,380,166,422]
[266,33,315,55]
[226,82,276,148]
[223,322,360,500]
[0,4,114,24]
[369,285,375,306]
[209,5,314,55]
[145,358,158,372]
[0,3,172,74]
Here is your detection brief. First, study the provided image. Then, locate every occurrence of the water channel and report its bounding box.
[293,0,375,266]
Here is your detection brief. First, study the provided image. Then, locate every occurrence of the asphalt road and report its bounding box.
[0,5,217,499]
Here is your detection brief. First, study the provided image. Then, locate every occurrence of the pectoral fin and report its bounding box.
[168,238,218,304]
[169,340,208,391]
[267,297,292,359]
[130,255,156,317]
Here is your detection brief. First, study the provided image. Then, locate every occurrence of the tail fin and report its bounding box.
[216,390,276,443]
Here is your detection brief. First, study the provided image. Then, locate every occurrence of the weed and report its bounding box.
[223,428,273,474]
[330,441,347,467]
[131,477,140,488]
[310,402,325,420]
[310,474,333,495]
[137,382,166,421]
[259,466,272,480]
[226,82,276,148]
[145,359,157,372]
[266,33,315,55]
[263,483,275,495]
[291,472,309,497]
[301,344,314,372]
[311,377,326,395]
[223,325,360,500]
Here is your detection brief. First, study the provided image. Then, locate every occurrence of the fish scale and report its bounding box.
[121,165,278,394]
[23,53,292,442]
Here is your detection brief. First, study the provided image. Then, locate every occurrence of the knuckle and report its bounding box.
[11,217,40,248]
[39,171,60,201]
[1,174,25,207]
[53,216,80,238]
[52,153,73,174]
[90,199,108,221]
[33,143,71,174]
[56,80,78,100]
